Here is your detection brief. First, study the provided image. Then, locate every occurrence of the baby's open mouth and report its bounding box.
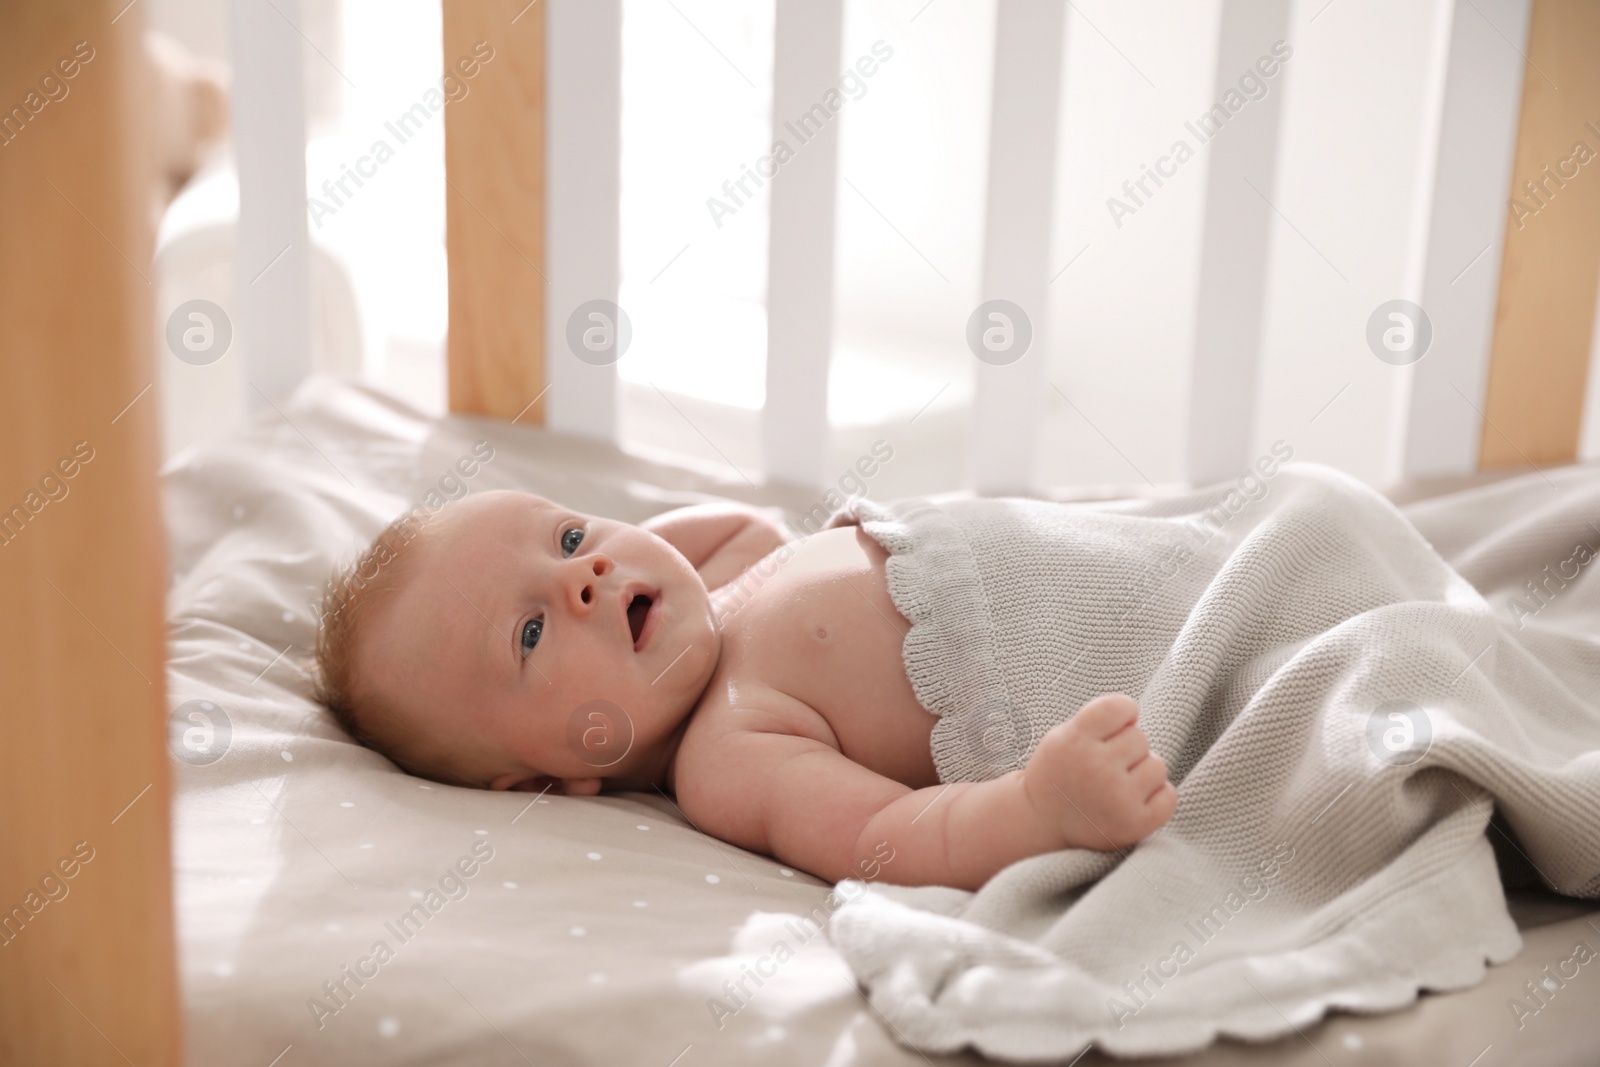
[627,593,654,650]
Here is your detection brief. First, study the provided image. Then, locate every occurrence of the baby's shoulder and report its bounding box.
[679,674,837,762]
[669,676,841,848]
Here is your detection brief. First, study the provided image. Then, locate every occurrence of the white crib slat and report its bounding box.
[969,0,1067,495]
[230,0,312,408]
[1182,0,1291,486]
[762,0,845,487]
[1398,0,1531,477]
[546,0,622,443]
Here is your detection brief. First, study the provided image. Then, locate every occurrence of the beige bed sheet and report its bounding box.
[166,377,1600,1066]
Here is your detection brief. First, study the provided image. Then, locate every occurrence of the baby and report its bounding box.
[315,491,1176,890]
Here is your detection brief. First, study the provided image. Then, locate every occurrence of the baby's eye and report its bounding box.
[560,527,585,557]
[520,617,544,657]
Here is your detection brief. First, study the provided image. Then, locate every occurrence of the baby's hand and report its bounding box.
[1021,693,1176,851]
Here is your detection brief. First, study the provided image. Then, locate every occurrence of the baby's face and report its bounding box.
[357,491,719,789]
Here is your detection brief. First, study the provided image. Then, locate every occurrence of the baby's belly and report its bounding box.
[714,526,940,789]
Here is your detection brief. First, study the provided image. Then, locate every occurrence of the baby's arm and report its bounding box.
[680,693,1174,890]
[642,503,789,591]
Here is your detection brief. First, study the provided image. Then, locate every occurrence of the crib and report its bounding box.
[5,0,1600,1064]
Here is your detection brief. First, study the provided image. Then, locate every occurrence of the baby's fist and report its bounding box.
[1022,694,1176,851]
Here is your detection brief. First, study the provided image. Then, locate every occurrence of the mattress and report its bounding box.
[165,376,1600,1066]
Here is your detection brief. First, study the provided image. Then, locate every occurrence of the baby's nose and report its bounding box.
[571,555,613,611]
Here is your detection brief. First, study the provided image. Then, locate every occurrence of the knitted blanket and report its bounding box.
[824,461,1600,1060]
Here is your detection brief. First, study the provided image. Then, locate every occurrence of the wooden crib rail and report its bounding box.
[0,3,181,1065]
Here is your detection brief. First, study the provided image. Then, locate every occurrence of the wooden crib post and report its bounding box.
[443,0,624,438]
[1478,0,1600,467]
[0,3,181,1066]
[444,0,550,423]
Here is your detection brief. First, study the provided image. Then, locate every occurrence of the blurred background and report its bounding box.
[147,0,1600,498]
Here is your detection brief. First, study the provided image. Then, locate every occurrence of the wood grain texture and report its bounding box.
[1479,0,1600,468]
[444,0,548,423]
[0,3,180,1066]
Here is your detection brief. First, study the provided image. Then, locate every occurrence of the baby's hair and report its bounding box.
[314,510,434,772]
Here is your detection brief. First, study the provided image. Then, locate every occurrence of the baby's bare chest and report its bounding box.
[703,526,940,789]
